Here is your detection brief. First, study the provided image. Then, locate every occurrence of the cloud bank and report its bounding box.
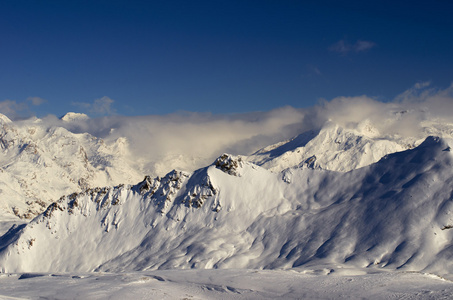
[56,107,305,175]
[5,83,453,177]
[314,82,453,139]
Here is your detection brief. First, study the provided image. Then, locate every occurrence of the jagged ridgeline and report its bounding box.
[0,113,143,218]
[2,138,453,276]
[1,113,451,220]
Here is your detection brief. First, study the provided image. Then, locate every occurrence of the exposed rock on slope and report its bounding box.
[2,139,453,277]
[2,114,452,221]
[0,114,142,218]
[247,119,453,172]
[246,121,413,172]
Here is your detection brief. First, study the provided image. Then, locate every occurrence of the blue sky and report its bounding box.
[1,0,452,119]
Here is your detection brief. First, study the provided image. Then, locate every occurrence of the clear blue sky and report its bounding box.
[1,0,452,118]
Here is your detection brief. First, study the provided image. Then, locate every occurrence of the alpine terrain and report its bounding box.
[1,112,453,298]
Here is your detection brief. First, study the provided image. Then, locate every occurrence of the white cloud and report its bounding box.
[313,82,453,139]
[329,39,376,55]
[329,40,349,55]
[27,96,47,106]
[0,96,47,120]
[72,96,116,116]
[15,82,453,177]
[394,81,433,103]
[0,99,30,120]
[92,96,115,115]
[52,107,306,175]
[312,66,322,76]
[354,40,376,52]
[54,82,453,176]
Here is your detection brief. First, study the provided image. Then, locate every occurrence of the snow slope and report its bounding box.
[1,112,451,222]
[1,269,453,300]
[2,136,453,277]
[0,113,143,219]
[246,121,411,172]
[247,119,453,173]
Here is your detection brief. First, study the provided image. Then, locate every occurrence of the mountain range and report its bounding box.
[1,112,453,279]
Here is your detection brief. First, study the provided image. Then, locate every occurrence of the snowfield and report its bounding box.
[2,112,453,298]
[1,269,453,299]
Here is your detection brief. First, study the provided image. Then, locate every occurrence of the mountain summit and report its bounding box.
[0,118,142,219]
[60,112,90,122]
[2,136,453,277]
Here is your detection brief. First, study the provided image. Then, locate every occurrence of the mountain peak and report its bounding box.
[214,154,244,176]
[60,112,89,122]
[3,135,453,274]
[0,113,12,124]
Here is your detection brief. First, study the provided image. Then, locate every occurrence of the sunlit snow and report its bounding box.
[1,108,453,298]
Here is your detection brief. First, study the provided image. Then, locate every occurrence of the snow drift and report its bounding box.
[2,136,453,276]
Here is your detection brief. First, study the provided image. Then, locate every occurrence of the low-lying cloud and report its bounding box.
[314,82,453,139]
[4,82,453,176]
[57,107,306,175]
[72,96,116,116]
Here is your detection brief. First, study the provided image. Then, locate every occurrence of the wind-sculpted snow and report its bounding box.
[2,141,453,277]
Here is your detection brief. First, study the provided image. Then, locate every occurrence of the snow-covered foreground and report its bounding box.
[1,269,453,299]
[2,106,453,298]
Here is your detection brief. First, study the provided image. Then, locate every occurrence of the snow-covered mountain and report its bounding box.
[2,135,453,277]
[0,113,143,219]
[246,118,453,172]
[2,110,453,286]
[2,109,452,222]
